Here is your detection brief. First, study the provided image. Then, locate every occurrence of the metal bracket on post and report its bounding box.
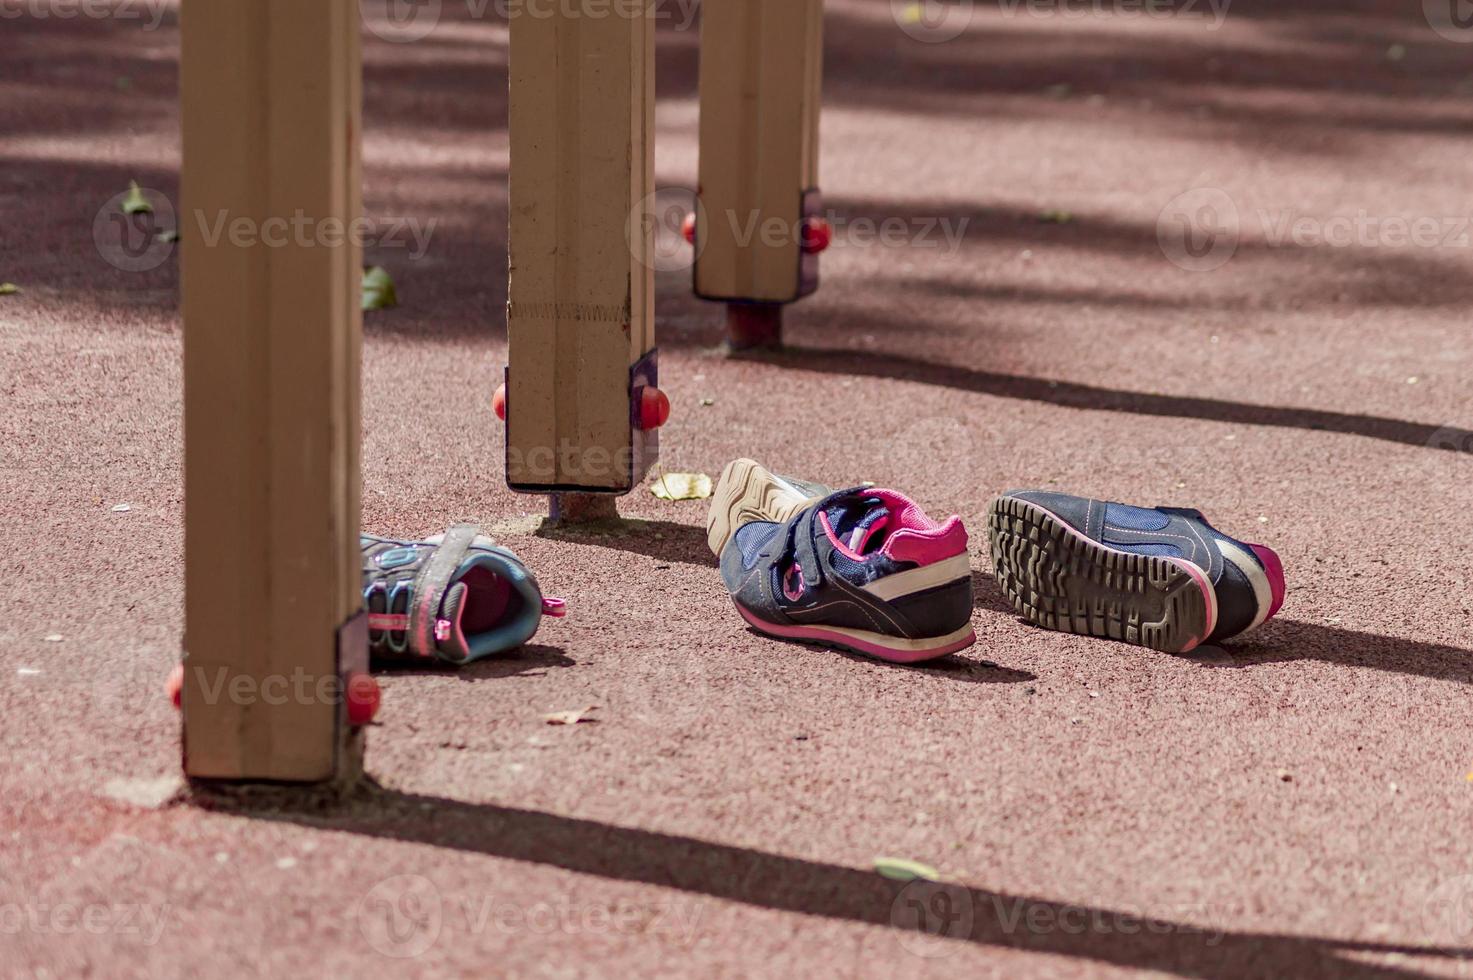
[334,610,372,786]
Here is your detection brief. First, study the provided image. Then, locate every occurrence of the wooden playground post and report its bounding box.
[694,0,826,349]
[180,0,369,784]
[504,1,663,521]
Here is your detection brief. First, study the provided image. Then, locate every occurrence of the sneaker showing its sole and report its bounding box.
[988,495,1217,654]
[706,458,826,557]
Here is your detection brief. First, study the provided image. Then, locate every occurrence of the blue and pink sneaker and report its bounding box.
[361,525,566,666]
[710,461,977,663]
[988,491,1285,654]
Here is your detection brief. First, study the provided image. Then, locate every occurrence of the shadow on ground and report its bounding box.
[250,786,1471,979]
[1194,620,1473,687]
[535,518,716,566]
[740,345,1473,454]
[376,644,576,681]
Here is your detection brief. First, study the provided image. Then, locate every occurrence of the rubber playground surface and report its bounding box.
[4,1,1473,975]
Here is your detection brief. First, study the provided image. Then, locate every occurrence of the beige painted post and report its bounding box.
[506,2,658,507]
[695,0,825,346]
[180,0,365,783]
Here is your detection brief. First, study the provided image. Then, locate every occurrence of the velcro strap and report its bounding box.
[407,524,478,659]
[782,486,870,596]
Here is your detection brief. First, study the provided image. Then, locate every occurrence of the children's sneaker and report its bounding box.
[361,524,566,666]
[716,486,977,663]
[707,458,834,557]
[988,491,1285,654]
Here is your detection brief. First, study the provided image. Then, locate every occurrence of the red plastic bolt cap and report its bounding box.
[638,386,670,430]
[492,383,507,421]
[682,212,696,246]
[801,217,832,254]
[166,663,184,710]
[345,672,381,727]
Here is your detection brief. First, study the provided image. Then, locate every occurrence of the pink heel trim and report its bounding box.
[1246,544,1285,621]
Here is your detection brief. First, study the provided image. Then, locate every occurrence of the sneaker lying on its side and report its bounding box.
[707,458,833,558]
[988,491,1285,654]
[361,524,566,666]
[715,479,977,663]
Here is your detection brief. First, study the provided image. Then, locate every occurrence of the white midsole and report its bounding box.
[1215,537,1273,633]
[862,553,972,601]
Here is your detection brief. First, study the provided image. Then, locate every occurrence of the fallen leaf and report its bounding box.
[43,635,63,643]
[699,398,715,407]
[874,857,942,883]
[650,472,713,501]
[156,230,179,244]
[111,503,132,513]
[361,266,398,311]
[545,706,598,726]
[1386,43,1406,62]
[122,181,152,216]
[0,283,18,296]
[1038,209,1073,224]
